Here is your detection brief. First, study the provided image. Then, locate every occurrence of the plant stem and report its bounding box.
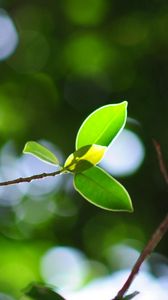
[112,214,168,300]
[112,141,168,300]
[153,140,168,184]
[0,169,63,186]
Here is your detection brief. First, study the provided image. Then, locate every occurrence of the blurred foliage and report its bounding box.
[24,283,66,300]
[0,0,168,299]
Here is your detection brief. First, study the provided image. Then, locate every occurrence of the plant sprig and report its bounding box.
[0,101,132,212]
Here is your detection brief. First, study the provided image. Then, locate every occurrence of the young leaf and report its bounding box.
[74,166,133,212]
[23,141,59,166]
[123,291,140,300]
[75,101,127,149]
[64,144,107,173]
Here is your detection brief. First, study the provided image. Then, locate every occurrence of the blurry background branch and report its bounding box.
[153,140,168,185]
[112,213,168,300]
[112,141,168,299]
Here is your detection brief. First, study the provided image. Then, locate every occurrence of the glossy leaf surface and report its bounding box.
[23,141,59,165]
[74,166,133,212]
[76,101,127,149]
[64,144,106,173]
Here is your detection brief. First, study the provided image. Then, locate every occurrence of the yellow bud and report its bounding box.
[81,144,106,165]
[64,153,77,171]
[64,144,107,173]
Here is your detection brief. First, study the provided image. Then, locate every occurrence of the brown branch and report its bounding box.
[112,214,168,300]
[153,139,168,184]
[0,169,63,186]
[112,141,168,300]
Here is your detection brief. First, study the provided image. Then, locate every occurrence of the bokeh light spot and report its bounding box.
[0,10,18,61]
[0,88,27,135]
[106,244,149,271]
[0,293,14,300]
[64,34,110,76]
[63,0,108,26]
[41,246,90,291]
[15,197,57,225]
[62,270,168,300]
[19,140,63,196]
[100,129,145,176]
[0,239,46,295]
[0,143,24,207]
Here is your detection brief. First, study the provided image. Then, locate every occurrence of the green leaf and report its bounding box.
[24,283,66,300]
[64,144,107,173]
[23,141,59,166]
[123,291,139,300]
[74,166,133,212]
[75,101,127,149]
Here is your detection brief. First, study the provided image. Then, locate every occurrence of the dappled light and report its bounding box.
[41,246,90,290]
[64,34,111,76]
[0,0,167,299]
[0,10,18,61]
[62,269,168,300]
[63,0,108,26]
[40,244,168,300]
[0,238,45,296]
[106,243,149,271]
[0,141,63,198]
[0,293,15,300]
[100,129,145,176]
[19,151,63,197]
[15,197,57,225]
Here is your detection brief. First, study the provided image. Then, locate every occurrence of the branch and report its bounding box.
[112,214,168,300]
[0,169,63,186]
[153,139,168,184]
[112,141,168,300]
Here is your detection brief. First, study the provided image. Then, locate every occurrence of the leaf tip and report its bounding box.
[124,193,133,213]
[120,100,128,110]
[23,141,60,166]
[127,205,134,213]
[23,140,32,154]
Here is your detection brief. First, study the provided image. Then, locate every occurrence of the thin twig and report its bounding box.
[0,169,63,186]
[112,141,168,299]
[153,139,168,184]
[112,214,168,300]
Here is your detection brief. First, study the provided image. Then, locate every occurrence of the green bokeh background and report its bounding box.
[0,0,168,298]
